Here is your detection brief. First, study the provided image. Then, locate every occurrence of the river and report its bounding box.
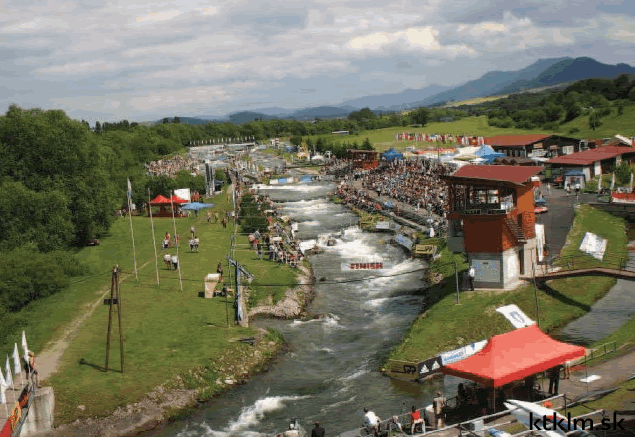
[140,180,458,437]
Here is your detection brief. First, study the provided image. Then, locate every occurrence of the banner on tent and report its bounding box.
[417,356,443,378]
[440,340,488,366]
[496,304,535,329]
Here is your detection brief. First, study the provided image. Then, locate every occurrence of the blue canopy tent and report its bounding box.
[182,202,216,211]
[563,169,586,189]
[384,200,394,208]
[481,152,505,163]
[383,148,404,163]
[475,145,496,157]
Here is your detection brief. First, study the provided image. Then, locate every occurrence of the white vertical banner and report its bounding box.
[4,357,12,387]
[12,344,21,376]
[496,304,535,329]
[22,331,29,365]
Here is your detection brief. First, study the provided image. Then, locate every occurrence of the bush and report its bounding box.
[568,127,580,134]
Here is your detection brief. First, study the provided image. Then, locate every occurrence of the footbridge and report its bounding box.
[526,252,635,282]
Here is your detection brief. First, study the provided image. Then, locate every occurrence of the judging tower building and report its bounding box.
[442,166,542,289]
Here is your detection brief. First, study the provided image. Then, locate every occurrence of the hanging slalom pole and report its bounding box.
[127,179,138,281]
[148,188,160,286]
[170,192,184,292]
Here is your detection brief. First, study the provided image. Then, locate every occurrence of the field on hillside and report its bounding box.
[304,106,635,152]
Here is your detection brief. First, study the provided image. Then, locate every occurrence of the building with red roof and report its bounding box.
[485,134,580,159]
[442,165,542,289]
[547,146,635,187]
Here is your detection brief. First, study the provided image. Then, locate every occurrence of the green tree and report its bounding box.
[173,116,180,124]
[362,138,374,150]
[162,117,171,124]
[411,108,430,126]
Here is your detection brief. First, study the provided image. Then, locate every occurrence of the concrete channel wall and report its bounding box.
[19,387,54,437]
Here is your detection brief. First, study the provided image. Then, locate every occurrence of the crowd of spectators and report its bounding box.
[360,159,451,217]
[145,155,200,178]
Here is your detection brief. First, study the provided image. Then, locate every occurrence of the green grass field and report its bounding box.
[2,186,298,424]
[387,205,629,364]
[302,106,635,153]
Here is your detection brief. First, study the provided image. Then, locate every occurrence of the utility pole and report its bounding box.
[105,266,124,373]
[531,248,541,328]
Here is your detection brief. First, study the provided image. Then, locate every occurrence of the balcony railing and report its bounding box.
[451,203,514,215]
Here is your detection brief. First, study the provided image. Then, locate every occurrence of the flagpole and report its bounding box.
[148,189,160,286]
[170,192,184,292]
[127,180,138,281]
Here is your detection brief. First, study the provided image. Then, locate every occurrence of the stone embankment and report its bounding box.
[249,265,315,320]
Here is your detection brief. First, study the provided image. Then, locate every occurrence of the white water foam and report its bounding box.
[301,220,320,227]
[319,396,357,413]
[259,184,331,192]
[194,395,311,437]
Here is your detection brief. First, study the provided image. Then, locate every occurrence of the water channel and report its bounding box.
[141,180,460,437]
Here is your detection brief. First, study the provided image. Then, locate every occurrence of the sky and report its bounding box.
[2,0,635,122]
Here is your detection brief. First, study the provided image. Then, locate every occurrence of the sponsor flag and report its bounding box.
[12,344,21,376]
[127,178,133,201]
[4,357,12,387]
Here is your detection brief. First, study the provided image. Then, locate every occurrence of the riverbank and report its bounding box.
[10,182,315,436]
[385,204,630,366]
[39,328,286,437]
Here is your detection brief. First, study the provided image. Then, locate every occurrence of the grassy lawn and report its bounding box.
[3,186,299,424]
[386,205,629,364]
[301,106,635,153]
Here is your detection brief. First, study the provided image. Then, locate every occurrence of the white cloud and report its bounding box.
[134,10,182,24]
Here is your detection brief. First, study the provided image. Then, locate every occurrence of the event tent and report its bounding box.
[441,324,586,387]
[148,194,172,205]
[383,148,404,163]
[169,195,188,204]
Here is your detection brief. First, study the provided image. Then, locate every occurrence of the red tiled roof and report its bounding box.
[447,165,541,185]
[547,146,635,166]
[485,134,551,147]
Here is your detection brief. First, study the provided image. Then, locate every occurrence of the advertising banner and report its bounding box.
[496,304,535,329]
[440,340,488,366]
[417,356,443,378]
[341,262,390,271]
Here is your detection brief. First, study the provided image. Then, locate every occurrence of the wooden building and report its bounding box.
[443,166,542,289]
[486,134,580,159]
[347,150,379,170]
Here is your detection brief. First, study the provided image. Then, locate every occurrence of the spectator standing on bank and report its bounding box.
[217,262,223,280]
[311,422,325,437]
[434,391,446,429]
[468,266,476,291]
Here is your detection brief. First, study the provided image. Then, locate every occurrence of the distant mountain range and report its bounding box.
[158,57,635,124]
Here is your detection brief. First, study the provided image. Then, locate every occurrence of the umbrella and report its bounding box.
[181,202,215,211]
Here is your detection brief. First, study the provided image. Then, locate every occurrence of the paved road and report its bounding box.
[537,187,598,262]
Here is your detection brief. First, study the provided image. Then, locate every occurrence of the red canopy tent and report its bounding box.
[441,325,586,387]
[148,194,172,205]
[169,195,188,204]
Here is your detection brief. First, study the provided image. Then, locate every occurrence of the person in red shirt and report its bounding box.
[410,405,425,433]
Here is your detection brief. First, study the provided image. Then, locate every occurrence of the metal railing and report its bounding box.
[536,251,635,276]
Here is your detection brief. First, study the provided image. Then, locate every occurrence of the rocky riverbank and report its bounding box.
[36,329,285,437]
[248,264,315,320]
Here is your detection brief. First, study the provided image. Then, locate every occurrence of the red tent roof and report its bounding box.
[485,134,551,147]
[441,325,586,387]
[169,195,188,204]
[149,194,172,205]
[447,165,541,185]
[547,146,635,166]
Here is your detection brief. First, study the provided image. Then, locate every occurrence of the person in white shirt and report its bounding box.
[363,407,381,436]
[171,255,178,270]
[468,266,476,291]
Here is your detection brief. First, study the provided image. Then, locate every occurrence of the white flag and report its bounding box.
[12,344,21,376]
[21,331,27,353]
[610,172,616,191]
[0,384,5,405]
[5,357,12,387]
[630,173,633,193]
[0,366,5,387]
